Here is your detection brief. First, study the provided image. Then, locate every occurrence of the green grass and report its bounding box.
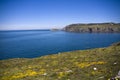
[0,43,120,80]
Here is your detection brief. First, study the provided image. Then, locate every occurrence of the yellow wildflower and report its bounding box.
[58,72,64,78]
[75,61,106,68]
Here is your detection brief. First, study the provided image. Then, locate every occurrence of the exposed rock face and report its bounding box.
[111,42,120,46]
[64,23,120,33]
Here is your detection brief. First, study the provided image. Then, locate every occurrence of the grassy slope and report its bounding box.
[0,44,120,80]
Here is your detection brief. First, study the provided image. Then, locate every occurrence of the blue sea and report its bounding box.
[0,30,120,60]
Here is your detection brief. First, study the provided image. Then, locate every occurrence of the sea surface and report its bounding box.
[0,30,120,60]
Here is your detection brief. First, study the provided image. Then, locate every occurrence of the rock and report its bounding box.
[115,71,120,79]
[93,67,97,70]
[43,73,47,76]
[111,42,120,46]
[114,62,117,65]
[66,70,73,73]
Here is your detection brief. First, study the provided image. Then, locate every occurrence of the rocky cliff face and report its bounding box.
[64,23,120,33]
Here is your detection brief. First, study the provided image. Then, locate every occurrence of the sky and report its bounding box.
[0,0,120,30]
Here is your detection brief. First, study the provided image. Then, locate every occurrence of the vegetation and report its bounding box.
[64,23,120,33]
[0,42,120,80]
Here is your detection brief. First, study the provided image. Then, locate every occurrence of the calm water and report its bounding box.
[0,30,120,60]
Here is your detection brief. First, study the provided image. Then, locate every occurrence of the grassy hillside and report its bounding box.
[64,23,120,33]
[0,42,120,80]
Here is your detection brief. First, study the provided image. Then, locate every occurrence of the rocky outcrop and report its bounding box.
[64,23,120,33]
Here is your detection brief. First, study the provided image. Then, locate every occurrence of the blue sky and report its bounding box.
[0,0,120,30]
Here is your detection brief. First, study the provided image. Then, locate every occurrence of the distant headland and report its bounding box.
[63,22,120,33]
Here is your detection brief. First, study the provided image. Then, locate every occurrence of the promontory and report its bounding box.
[64,23,120,33]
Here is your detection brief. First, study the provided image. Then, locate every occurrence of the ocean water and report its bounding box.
[0,30,120,60]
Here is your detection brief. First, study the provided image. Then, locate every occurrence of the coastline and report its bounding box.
[0,42,120,80]
[64,23,120,33]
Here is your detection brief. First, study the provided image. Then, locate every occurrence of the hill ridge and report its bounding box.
[64,22,120,33]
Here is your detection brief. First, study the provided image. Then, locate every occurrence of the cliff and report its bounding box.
[0,42,120,80]
[64,23,120,33]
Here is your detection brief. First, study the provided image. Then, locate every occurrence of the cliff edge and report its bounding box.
[64,23,120,33]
